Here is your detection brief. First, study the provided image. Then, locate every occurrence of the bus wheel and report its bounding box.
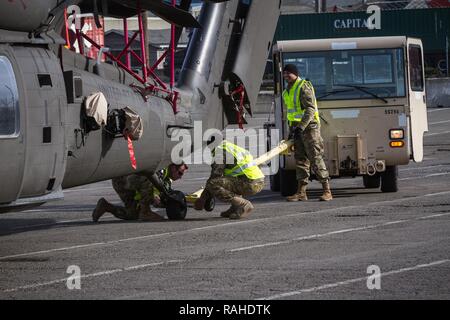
[363,174,380,189]
[270,171,281,192]
[381,166,398,193]
[280,168,297,197]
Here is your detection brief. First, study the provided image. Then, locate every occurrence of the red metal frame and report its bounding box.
[231,84,246,130]
[67,4,179,114]
[75,28,84,55]
[64,8,71,49]
[171,0,176,89]
[123,18,131,68]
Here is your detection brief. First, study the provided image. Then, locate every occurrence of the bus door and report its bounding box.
[407,38,428,162]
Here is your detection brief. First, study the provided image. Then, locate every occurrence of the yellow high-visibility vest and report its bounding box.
[214,141,264,180]
[282,78,320,126]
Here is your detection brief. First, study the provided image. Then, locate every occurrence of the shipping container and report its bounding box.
[274,8,450,75]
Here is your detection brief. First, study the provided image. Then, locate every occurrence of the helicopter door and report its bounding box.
[407,38,428,162]
[0,53,25,204]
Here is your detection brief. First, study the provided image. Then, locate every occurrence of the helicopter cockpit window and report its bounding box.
[0,56,19,137]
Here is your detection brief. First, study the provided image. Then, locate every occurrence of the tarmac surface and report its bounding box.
[0,108,449,300]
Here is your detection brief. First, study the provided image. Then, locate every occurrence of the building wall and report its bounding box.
[426,77,450,107]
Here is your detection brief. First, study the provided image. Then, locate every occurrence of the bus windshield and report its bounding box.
[283,48,406,101]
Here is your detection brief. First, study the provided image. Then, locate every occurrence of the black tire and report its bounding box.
[280,168,298,197]
[204,196,215,212]
[363,174,381,189]
[381,165,398,193]
[270,170,281,192]
[166,191,187,220]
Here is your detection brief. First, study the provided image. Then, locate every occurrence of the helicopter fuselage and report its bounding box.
[0,43,179,211]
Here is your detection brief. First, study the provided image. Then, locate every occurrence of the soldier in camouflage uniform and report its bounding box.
[92,163,188,222]
[282,64,332,201]
[194,141,265,219]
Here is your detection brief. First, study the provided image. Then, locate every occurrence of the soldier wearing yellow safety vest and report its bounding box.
[194,140,265,219]
[282,64,332,202]
[92,163,188,222]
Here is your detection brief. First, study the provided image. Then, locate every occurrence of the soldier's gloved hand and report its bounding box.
[288,127,296,140]
[153,195,161,207]
[289,126,303,140]
[294,126,304,139]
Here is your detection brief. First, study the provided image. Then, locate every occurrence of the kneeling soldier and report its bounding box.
[195,140,265,219]
[92,163,188,222]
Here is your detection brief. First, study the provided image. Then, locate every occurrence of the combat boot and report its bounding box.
[92,198,111,222]
[286,183,308,202]
[139,207,165,222]
[320,181,333,201]
[220,204,238,218]
[228,197,254,220]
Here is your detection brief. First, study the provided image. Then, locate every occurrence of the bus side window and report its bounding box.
[408,45,424,92]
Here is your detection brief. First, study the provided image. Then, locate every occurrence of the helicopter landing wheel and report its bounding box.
[166,191,187,220]
[204,196,215,212]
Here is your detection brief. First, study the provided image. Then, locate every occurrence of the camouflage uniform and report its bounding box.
[292,81,330,184]
[110,174,157,220]
[204,149,265,203]
[92,167,178,222]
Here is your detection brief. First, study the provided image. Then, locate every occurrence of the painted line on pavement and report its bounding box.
[10,217,118,231]
[400,172,450,181]
[427,108,450,113]
[229,213,450,253]
[259,259,450,300]
[2,260,184,293]
[429,120,450,125]
[399,164,446,172]
[1,190,450,261]
[3,213,449,294]
[425,131,450,137]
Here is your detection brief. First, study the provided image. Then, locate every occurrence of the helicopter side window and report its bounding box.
[0,56,19,137]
